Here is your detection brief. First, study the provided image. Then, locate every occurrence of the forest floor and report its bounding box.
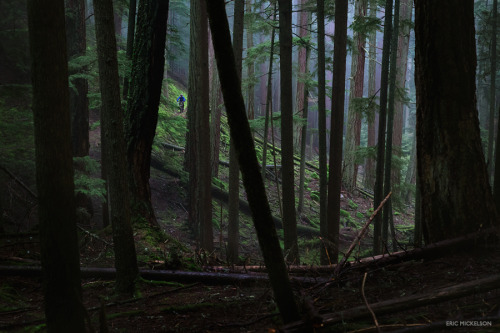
[1,99,500,332]
[1,163,500,332]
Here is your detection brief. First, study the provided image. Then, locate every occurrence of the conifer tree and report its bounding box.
[27,0,86,329]
[125,0,169,227]
[94,0,139,294]
[415,0,498,243]
[327,0,349,263]
[206,0,300,323]
[279,0,299,263]
[373,0,393,254]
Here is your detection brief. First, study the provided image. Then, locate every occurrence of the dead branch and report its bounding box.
[77,225,112,246]
[361,272,380,333]
[0,164,37,198]
[335,192,392,275]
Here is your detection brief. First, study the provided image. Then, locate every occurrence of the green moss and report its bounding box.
[340,209,350,218]
[348,199,359,210]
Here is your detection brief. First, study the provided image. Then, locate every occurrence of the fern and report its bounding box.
[73,157,106,202]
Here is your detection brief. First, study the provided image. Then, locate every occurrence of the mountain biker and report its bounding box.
[177,94,186,112]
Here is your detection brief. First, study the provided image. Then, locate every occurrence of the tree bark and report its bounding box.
[391,0,413,191]
[492,0,500,212]
[364,0,378,190]
[317,0,328,265]
[488,0,497,181]
[343,0,367,193]
[93,0,139,294]
[297,42,311,214]
[186,0,212,251]
[373,0,393,254]
[206,0,301,323]
[327,0,348,264]
[293,0,310,152]
[122,0,136,100]
[125,0,169,227]
[27,0,86,329]
[246,0,255,123]
[279,0,299,263]
[415,0,498,243]
[382,0,400,249]
[227,0,245,263]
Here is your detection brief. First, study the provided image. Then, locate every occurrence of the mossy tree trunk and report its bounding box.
[125,0,169,227]
[343,0,368,193]
[27,0,85,329]
[206,0,301,323]
[415,0,499,243]
[93,0,139,294]
[391,0,413,192]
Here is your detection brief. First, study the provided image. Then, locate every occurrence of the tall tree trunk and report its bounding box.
[404,134,417,202]
[246,0,255,122]
[66,0,93,224]
[206,0,300,323]
[186,0,212,250]
[327,0,348,264]
[391,0,412,194]
[279,0,299,263]
[298,42,311,214]
[125,0,169,227]
[94,0,139,294]
[209,34,222,178]
[227,0,245,263]
[122,0,136,100]
[488,0,497,182]
[492,0,500,212]
[364,0,378,190]
[317,0,329,265]
[373,0,393,255]
[382,0,400,249]
[27,0,86,329]
[343,0,368,192]
[293,0,309,152]
[261,10,276,179]
[415,0,498,243]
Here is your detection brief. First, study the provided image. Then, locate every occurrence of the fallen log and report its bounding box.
[0,265,327,286]
[204,227,499,275]
[281,274,500,332]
